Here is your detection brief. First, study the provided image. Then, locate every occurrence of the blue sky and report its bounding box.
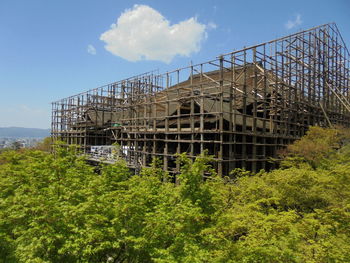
[0,0,349,128]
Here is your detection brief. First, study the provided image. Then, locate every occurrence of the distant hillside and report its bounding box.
[0,127,50,138]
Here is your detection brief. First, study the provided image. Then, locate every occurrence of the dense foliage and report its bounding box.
[1,127,350,262]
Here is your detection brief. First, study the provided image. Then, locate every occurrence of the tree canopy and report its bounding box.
[1,127,350,262]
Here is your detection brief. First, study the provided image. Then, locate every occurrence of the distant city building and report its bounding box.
[0,137,43,149]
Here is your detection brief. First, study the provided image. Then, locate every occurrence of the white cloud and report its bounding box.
[285,14,302,30]
[100,5,208,63]
[207,22,217,30]
[87,44,96,55]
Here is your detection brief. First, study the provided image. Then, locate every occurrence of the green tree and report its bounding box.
[1,127,350,262]
[280,126,350,169]
[33,137,52,152]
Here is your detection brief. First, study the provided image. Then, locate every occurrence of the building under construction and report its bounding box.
[52,23,350,176]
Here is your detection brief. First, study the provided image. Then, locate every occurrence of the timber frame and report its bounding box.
[52,23,350,176]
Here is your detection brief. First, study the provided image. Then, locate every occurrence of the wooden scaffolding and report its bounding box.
[52,23,350,176]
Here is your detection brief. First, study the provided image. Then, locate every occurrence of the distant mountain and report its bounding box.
[0,127,50,138]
